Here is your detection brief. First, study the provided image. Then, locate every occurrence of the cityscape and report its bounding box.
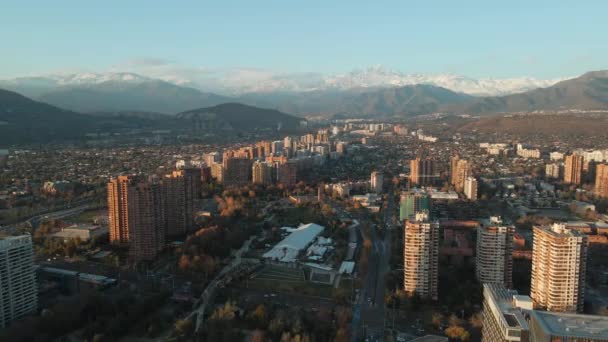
[2,2,608,342]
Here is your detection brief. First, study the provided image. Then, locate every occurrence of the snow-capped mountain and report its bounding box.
[3,72,151,87]
[321,67,565,96]
[0,68,567,97]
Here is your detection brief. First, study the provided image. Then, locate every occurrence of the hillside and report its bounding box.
[0,89,99,144]
[340,84,474,117]
[176,103,305,131]
[456,114,608,137]
[38,80,230,114]
[450,70,608,114]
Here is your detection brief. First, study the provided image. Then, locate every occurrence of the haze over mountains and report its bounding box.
[0,67,569,115]
[0,88,303,145]
[1,69,608,145]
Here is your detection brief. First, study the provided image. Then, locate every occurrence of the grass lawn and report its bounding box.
[244,265,335,298]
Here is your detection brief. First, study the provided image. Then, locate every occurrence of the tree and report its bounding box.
[251,304,268,326]
[445,326,470,341]
[174,319,193,338]
[432,312,444,329]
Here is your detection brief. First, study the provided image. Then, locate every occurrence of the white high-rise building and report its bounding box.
[476,217,514,287]
[370,171,383,194]
[0,235,37,328]
[464,176,478,200]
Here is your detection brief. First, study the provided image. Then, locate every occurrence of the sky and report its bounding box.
[1,0,607,79]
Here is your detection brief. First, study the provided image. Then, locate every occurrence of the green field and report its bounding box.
[244,265,335,298]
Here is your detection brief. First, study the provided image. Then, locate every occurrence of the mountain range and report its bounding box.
[0,68,569,116]
[0,67,563,97]
[0,89,303,145]
[1,69,608,144]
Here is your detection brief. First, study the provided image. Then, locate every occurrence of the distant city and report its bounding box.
[2,117,608,341]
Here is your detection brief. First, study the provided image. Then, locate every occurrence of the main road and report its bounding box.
[352,185,397,341]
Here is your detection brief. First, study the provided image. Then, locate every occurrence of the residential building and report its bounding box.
[545,163,561,179]
[595,163,608,198]
[223,157,252,188]
[476,217,514,287]
[252,161,273,186]
[528,310,608,342]
[564,154,584,185]
[410,157,435,186]
[531,223,588,313]
[399,191,431,222]
[0,235,37,328]
[451,156,471,192]
[210,163,224,183]
[107,175,165,261]
[163,170,195,237]
[277,161,297,187]
[404,211,439,300]
[481,284,530,342]
[370,171,383,194]
[464,176,478,200]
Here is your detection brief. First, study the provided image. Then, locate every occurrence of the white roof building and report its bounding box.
[263,223,325,263]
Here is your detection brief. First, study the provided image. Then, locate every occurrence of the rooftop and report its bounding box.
[530,310,608,338]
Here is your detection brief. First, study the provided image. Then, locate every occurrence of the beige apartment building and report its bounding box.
[531,223,587,313]
[404,211,439,300]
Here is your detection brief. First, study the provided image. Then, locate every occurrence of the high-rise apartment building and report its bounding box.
[564,154,584,185]
[403,211,439,300]
[476,217,514,287]
[108,175,165,261]
[210,163,224,183]
[481,284,530,342]
[595,163,608,198]
[531,224,587,313]
[276,161,297,187]
[545,163,561,179]
[451,156,471,192]
[464,176,478,200]
[399,191,431,222]
[252,161,273,186]
[108,175,135,244]
[0,235,37,328]
[163,170,195,237]
[223,157,253,188]
[410,157,435,186]
[370,171,383,194]
[130,181,165,261]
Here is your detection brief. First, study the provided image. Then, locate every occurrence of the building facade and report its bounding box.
[481,284,530,342]
[595,163,608,198]
[404,211,439,300]
[410,157,435,186]
[0,235,38,328]
[370,171,383,194]
[464,176,478,200]
[108,175,165,261]
[399,192,431,222]
[531,224,588,313]
[564,154,584,185]
[476,217,514,287]
[451,156,471,192]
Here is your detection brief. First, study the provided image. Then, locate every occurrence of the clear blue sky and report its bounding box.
[1,0,607,79]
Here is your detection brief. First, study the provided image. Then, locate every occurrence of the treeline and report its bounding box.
[0,290,171,342]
